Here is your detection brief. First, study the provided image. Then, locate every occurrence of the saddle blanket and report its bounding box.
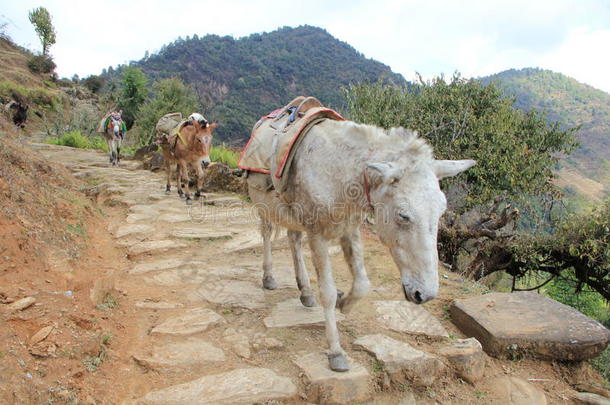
[97,113,127,134]
[238,96,344,191]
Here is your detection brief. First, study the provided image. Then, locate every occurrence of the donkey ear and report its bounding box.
[432,160,476,179]
[366,162,398,186]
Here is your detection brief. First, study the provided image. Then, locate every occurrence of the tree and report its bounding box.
[28,7,56,56]
[134,77,200,146]
[118,67,148,129]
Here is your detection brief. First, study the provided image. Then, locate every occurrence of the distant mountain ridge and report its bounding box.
[480,68,610,191]
[102,25,405,143]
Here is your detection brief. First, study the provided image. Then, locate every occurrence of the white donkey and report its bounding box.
[102,114,124,166]
[247,120,475,372]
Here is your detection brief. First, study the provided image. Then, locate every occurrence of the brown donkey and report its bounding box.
[158,119,218,202]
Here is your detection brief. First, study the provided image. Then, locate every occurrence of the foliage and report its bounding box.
[510,199,610,300]
[482,68,610,187]
[101,26,403,143]
[45,130,107,151]
[0,80,59,109]
[133,77,199,145]
[28,7,56,56]
[344,76,579,209]
[83,75,105,93]
[26,54,55,74]
[118,67,148,129]
[210,145,239,168]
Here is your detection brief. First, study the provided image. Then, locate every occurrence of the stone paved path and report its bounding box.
[33,144,457,404]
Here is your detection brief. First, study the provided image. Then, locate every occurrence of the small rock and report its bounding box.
[487,376,547,405]
[5,297,36,311]
[573,392,610,405]
[28,325,54,346]
[90,271,115,306]
[353,334,445,386]
[223,328,252,359]
[293,351,371,405]
[438,338,486,383]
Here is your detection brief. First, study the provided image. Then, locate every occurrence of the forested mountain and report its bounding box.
[480,68,610,187]
[102,25,405,143]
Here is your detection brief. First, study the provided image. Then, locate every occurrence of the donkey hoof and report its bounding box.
[263,276,277,290]
[300,294,317,308]
[185,198,193,206]
[335,289,345,308]
[327,353,350,372]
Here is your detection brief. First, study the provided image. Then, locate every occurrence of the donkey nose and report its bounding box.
[413,291,423,304]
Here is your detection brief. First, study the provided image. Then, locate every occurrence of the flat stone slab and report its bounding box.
[137,367,297,404]
[170,227,234,240]
[151,308,224,335]
[157,213,193,223]
[130,258,201,275]
[135,301,184,309]
[353,334,445,386]
[438,337,486,383]
[126,212,157,223]
[133,338,225,367]
[148,267,255,286]
[374,301,448,338]
[294,352,371,405]
[128,240,189,256]
[193,279,265,309]
[114,224,154,238]
[486,376,547,405]
[451,292,610,360]
[264,299,345,328]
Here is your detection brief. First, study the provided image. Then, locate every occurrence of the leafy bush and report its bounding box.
[133,77,200,146]
[0,80,59,109]
[83,75,105,93]
[210,145,238,168]
[46,131,108,152]
[27,54,56,74]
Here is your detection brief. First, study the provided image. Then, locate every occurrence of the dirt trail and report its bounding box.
[32,143,586,405]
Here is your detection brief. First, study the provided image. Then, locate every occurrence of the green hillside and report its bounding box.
[101,25,405,143]
[481,68,610,189]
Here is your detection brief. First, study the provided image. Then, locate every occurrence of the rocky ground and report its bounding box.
[2,143,608,405]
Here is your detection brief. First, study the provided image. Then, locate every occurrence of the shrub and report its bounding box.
[83,75,105,93]
[210,145,238,168]
[46,131,108,152]
[27,54,56,74]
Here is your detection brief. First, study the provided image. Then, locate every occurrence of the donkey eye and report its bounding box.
[398,212,411,223]
[390,177,399,185]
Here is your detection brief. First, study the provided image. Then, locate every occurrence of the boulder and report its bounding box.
[143,152,165,171]
[353,334,445,386]
[294,352,371,405]
[438,338,486,383]
[201,163,244,194]
[133,144,159,161]
[451,292,610,360]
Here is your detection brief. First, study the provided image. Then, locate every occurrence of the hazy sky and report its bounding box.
[2,0,610,92]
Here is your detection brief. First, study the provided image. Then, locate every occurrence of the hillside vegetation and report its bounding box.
[481,68,610,194]
[101,25,404,143]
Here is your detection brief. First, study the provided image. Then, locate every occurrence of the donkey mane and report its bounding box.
[330,120,433,164]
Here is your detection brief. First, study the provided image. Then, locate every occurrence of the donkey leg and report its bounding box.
[178,162,191,202]
[175,163,183,196]
[116,137,122,165]
[194,164,205,199]
[337,228,370,314]
[288,230,316,307]
[309,232,348,372]
[106,139,113,164]
[261,218,277,290]
[164,160,171,194]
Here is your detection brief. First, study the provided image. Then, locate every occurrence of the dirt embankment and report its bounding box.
[0,119,130,403]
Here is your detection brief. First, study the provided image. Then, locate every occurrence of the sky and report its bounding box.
[2,0,610,92]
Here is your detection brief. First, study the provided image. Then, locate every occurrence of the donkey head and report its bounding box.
[185,121,218,167]
[366,134,475,304]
